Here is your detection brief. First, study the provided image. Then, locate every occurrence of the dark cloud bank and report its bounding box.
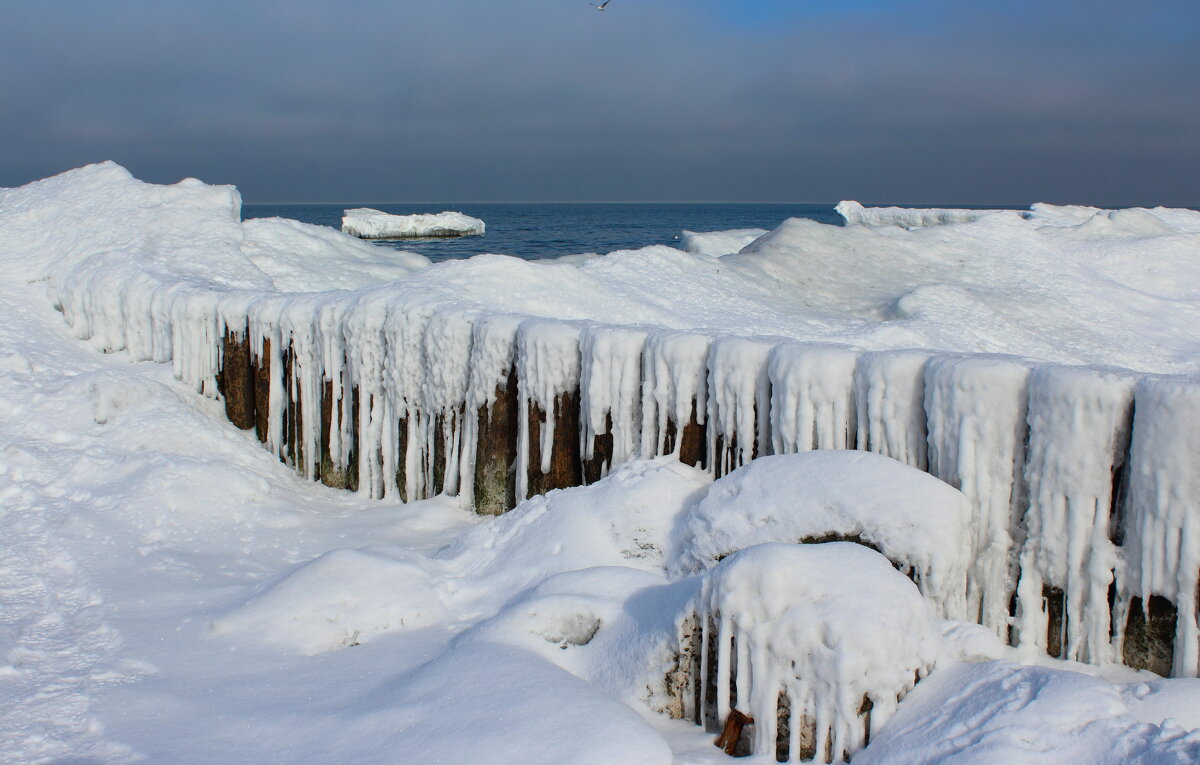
[2,0,1197,205]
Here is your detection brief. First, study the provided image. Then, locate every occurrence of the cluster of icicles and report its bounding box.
[673,543,940,763]
[53,272,1200,680]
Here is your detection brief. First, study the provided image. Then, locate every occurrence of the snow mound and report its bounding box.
[679,228,768,256]
[440,458,711,595]
[681,543,940,762]
[341,208,485,239]
[856,661,1200,764]
[669,451,971,619]
[241,216,429,291]
[210,547,450,655]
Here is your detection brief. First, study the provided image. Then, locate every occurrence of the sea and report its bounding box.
[240,203,845,263]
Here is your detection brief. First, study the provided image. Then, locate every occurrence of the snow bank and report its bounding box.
[679,228,767,256]
[855,661,1200,764]
[241,216,428,291]
[670,451,971,619]
[680,543,940,762]
[210,546,451,655]
[341,207,485,239]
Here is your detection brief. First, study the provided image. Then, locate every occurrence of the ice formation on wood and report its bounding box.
[341,208,485,239]
[639,330,711,467]
[707,336,777,477]
[925,355,1031,636]
[1124,377,1200,677]
[768,343,859,454]
[672,543,940,763]
[853,350,931,471]
[580,325,649,482]
[1014,365,1135,664]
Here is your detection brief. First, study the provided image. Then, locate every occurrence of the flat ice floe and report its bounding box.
[4,162,1200,764]
[341,207,486,239]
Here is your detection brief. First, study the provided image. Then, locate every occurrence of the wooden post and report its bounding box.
[253,336,271,444]
[527,388,582,498]
[218,325,255,431]
[1122,595,1177,676]
[474,368,519,516]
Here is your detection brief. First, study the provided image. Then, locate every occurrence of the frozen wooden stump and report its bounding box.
[526,388,582,498]
[218,325,255,431]
[667,543,939,763]
[473,369,519,515]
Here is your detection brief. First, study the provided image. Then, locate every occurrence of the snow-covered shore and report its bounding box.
[3,163,1200,763]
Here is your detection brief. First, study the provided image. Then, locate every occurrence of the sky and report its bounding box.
[1,0,1198,205]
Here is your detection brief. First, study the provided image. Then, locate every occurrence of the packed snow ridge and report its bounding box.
[5,162,1200,763]
[341,207,485,239]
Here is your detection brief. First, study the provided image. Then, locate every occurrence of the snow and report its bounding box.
[341,208,485,239]
[5,162,1200,763]
[670,452,972,620]
[683,542,941,762]
[855,661,1200,765]
[679,228,768,256]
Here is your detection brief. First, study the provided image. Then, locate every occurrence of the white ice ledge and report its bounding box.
[341,208,486,239]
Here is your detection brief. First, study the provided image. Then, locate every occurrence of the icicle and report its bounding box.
[381,302,434,501]
[422,308,477,496]
[579,325,648,476]
[925,354,1031,636]
[341,291,395,499]
[687,543,939,762]
[707,336,778,476]
[768,343,860,454]
[854,349,932,471]
[460,313,524,512]
[1015,364,1134,665]
[1125,375,1200,677]
[640,330,711,461]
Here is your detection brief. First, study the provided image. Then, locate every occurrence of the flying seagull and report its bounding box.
[590,1,612,9]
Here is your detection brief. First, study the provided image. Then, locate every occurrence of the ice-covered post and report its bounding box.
[640,330,711,469]
[461,315,524,515]
[218,322,256,430]
[1014,365,1134,664]
[707,336,777,478]
[670,543,939,763]
[854,350,932,471]
[580,325,648,484]
[516,320,583,501]
[925,354,1031,638]
[768,343,859,454]
[1122,376,1200,677]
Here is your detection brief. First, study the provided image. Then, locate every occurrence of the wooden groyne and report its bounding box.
[58,283,1200,679]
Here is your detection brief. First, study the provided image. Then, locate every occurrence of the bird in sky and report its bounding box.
[590,1,612,10]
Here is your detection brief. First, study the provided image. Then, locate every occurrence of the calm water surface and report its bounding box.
[241,203,845,262]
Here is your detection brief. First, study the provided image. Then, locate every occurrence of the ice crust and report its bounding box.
[341,208,485,239]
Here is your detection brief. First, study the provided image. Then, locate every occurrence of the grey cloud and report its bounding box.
[1,0,1196,205]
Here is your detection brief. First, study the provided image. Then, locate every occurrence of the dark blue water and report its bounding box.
[241,203,844,262]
